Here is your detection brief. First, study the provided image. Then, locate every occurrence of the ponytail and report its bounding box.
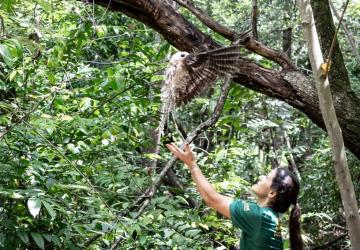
[270,168,303,249]
[289,203,303,250]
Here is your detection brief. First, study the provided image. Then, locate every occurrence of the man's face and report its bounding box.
[251,169,277,199]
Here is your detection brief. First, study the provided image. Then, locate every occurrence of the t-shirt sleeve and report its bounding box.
[229,199,262,234]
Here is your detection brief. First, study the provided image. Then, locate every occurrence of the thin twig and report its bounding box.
[0,94,51,140]
[0,15,5,38]
[99,0,112,21]
[171,112,187,139]
[311,233,347,249]
[172,0,236,40]
[132,77,232,217]
[325,0,350,75]
[85,84,137,117]
[329,0,360,66]
[283,128,297,171]
[84,234,103,247]
[261,99,279,167]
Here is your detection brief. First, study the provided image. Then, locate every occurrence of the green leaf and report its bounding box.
[139,235,147,245]
[80,97,92,112]
[184,229,201,238]
[8,39,23,58]
[143,153,162,160]
[32,0,51,11]
[0,44,14,67]
[42,201,56,219]
[17,231,29,244]
[55,184,90,190]
[27,198,42,218]
[198,223,209,231]
[30,233,45,249]
[156,42,170,60]
[283,239,290,249]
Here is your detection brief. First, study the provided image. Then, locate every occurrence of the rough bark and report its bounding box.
[282,2,292,59]
[86,0,360,160]
[297,0,360,248]
[282,27,292,59]
[310,0,351,92]
[252,0,259,40]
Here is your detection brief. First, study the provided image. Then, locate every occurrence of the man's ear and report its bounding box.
[268,190,277,199]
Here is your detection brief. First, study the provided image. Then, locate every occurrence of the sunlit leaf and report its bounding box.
[0,44,14,67]
[143,153,162,160]
[32,0,51,11]
[27,198,42,218]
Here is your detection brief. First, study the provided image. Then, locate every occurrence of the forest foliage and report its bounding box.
[0,0,359,249]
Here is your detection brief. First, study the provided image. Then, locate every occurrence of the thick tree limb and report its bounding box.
[171,0,294,69]
[310,0,352,92]
[297,0,360,247]
[83,0,360,159]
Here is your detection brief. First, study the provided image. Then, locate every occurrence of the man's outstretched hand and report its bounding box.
[166,143,196,169]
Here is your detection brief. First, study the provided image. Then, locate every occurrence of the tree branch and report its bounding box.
[251,0,259,40]
[173,0,237,41]
[133,77,232,215]
[283,129,298,171]
[171,0,295,69]
[329,0,360,66]
[82,0,360,159]
[297,0,360,247]
[311,234,347,249]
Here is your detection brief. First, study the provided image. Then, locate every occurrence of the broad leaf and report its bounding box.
[42,201,56,219]
[17,231,29,244]
[27,198,42,218]
[0,44,14,67]
[30,233,44,250]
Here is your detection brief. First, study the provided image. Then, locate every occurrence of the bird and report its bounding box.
[158,45,242,135]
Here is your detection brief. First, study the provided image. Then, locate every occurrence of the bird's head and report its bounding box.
[169,51,190,65]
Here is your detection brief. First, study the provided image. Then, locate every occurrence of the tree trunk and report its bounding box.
[252,0,259,40]
[310,0,352,93]
[297,0,360,248]
[282,2,292,58]
[85,0,360,160]
[329,0,360,66]
[282,27,292,59]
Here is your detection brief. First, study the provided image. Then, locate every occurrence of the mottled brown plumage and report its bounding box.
[158,45,242,135]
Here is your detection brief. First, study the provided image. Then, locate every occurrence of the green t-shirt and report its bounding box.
[230,199,283,250]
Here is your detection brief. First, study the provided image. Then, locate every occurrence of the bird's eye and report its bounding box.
[180,54,185,57]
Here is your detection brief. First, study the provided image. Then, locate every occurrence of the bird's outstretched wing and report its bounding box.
[158,45,242,135]
[177,45,242,105]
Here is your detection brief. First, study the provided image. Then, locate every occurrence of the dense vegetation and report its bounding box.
[0,0,359,249]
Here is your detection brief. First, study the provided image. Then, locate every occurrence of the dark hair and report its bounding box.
[270,167,303,250]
